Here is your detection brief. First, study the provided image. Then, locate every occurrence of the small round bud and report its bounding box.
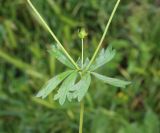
[78,28,88,39]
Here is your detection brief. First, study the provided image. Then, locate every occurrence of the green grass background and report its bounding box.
[0,0,160,132]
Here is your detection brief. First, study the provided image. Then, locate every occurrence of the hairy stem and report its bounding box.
[27,0,80,70]
[79,101,84,133]
[86,0,121,70]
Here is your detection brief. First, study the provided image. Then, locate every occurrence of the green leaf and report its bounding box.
[54,71,78,105]
[70,73,91,102]
[50,45,75,69]
[76,57,90,69]
[92,72,131,88]
[36,70,73,99]
[83,58,90,69]
[76,57,82,68]
[89,45,116,71]
[66,92,74,102]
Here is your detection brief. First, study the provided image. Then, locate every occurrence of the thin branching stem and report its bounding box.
[86,0,121,70]
[27,0,80,70]
[79,101,84,133]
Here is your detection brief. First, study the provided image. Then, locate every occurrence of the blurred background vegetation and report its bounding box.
[0,0,160,132]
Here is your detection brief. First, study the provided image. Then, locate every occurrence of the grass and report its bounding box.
[0,0,160,133]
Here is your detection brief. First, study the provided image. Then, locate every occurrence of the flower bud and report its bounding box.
[78,28,88,39]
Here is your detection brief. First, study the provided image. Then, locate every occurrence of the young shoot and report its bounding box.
[27,0,130,133]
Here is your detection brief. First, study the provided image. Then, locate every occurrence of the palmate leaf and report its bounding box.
[76,57,90,69]
[92,72,131,88]
[36,70,74,99]
[70,73,91,102]
[89,45,116,71]
[50,45,75,69]
[54,71,78,105]
[83,58,90,69]
[76,57,82,68]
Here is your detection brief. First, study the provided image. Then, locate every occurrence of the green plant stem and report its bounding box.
[79,101,84,133]
[79,38,84,133]
[81,39,84,68]
[27,0,80,70]
[86,0,121,70]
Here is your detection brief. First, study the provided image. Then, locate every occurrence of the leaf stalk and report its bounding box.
[27,0,80,70]
[86,0,121,70]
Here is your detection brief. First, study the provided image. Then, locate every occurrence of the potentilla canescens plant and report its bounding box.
[27,0,131,132]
